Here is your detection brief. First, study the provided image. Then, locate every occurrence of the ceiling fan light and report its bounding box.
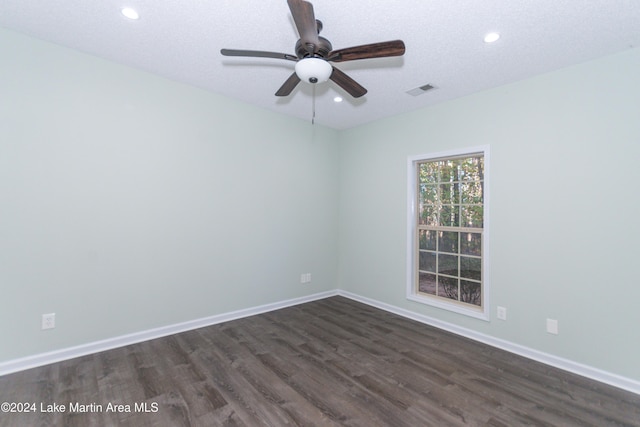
[295,58,332,84]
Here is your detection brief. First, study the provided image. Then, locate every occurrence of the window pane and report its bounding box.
[460,256,481,280]
[419,184,438,204]
[438,254,459,276]
[460,181,483,204]
[440,159,460,182]
[460,233,482,256]
[438,276,458,300]
[418,272,436,295]
[438,231,458,254]
[439,205,460,227]
[439,182,459,204]
[460,280,481,306]
[419,251,436,273]
[419,230,437,250]
[419,205,438,226]
[460,156,484,181]
[419,163,438,184]
[461,205,482,227]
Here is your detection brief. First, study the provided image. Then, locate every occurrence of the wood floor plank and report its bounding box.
[1,296,639,426]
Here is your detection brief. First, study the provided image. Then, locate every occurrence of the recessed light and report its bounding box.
[333,96,343,103]
[484,32,500,43]
[121,7,140,20]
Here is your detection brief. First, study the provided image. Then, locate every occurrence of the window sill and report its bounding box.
[407,294,489,321]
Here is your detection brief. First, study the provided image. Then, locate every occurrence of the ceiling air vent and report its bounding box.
[406,84,436,96]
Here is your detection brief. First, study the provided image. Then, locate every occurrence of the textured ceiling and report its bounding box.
[1,0,640,130]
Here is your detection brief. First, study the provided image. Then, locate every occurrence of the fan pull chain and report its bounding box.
[311,84,316,125]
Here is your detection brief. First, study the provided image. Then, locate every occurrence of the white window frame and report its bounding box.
[406,146,490,321]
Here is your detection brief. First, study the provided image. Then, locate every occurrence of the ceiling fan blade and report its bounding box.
[275,72,302,96]
[221,49,298,62]
[287,0,319,53]
[330,67,367,98]
[328,40,406,62]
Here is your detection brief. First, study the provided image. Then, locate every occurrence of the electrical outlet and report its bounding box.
[546,318,558,335]
[306,273,311,283]
[300,273,312,284]
[42,313,56,330]
[497,306,507,321]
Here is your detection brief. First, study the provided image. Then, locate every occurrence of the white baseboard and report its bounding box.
[337,290,640,396]
[2,288,639,397]
[0,290,338,377]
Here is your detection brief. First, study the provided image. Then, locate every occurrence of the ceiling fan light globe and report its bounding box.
[295,58,332,84]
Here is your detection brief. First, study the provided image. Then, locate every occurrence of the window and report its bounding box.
[407,147,489,320]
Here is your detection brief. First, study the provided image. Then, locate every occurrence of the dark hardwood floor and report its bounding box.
[1,296,639,426]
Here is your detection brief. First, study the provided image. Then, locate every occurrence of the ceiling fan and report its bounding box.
[221,0,405,98]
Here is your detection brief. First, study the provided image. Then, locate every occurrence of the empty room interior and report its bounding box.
[1,1,640,425]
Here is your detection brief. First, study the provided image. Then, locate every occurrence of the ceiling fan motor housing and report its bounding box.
[295,36,332,59]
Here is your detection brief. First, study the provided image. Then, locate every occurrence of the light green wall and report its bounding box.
[2,26,639,383]
[338,47,640,380]
[0,28,339,361]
